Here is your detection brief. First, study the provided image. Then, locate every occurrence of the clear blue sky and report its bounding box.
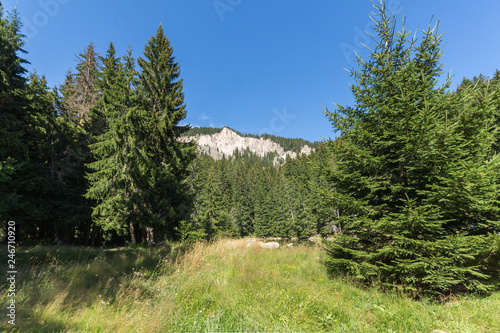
[3,0,500,142]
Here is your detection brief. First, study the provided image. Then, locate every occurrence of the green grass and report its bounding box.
[1,238,499,332]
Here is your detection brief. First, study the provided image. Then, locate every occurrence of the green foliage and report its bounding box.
[134,25,196,239]
[183,126,224,136]
[322,1,500,297]
[85,26,197,242]
[0,5,29,221]
[85,43,138,236]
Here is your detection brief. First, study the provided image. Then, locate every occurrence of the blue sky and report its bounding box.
[2,0,500,142]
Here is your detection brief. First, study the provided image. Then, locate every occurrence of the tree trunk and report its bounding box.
[129,221,136,244]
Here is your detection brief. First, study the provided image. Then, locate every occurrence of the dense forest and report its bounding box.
[1,1,500,297]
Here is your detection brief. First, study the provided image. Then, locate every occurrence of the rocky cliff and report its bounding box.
[179,127,313,164]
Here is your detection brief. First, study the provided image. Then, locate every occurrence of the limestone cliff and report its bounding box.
[179,127,312,165]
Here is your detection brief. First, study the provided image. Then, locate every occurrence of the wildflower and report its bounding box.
[107,302,109,305]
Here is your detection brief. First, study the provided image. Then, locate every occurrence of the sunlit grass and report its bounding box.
[1,239,499,332]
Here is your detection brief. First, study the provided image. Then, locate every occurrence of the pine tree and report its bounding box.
[284,156,317,238]
[253,168,275,237]
[230,159,253,236]
[18,73,59,239]
[85,43,141,240]
[322,1,500,296]
[74,43,100,121]
[0,5,29,221]
[134,25,196,240]
[51,86,93,243]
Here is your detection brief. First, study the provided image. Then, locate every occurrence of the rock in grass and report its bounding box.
[260,242,279,249]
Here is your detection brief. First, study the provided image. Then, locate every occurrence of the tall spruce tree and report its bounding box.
[18,73,59,239]
[134,25,196,240]
[322,1,500,296]
[0,5,29,221]
[85,43,142,241]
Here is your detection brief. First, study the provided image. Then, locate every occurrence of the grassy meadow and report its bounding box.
[1,239,499,332]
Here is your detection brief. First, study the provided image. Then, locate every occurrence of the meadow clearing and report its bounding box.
[1,239,499,332]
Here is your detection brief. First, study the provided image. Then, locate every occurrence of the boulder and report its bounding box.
[308,235,323,243]
[260,242,280,249]
[246,239,257,247]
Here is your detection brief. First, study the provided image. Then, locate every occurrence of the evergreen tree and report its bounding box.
[253,168,277,237]
[74,43,100,121]
[134,25,196,239]
[17,73,59,239]
[0,5,29,221]
[322,2,500,296]
[284,156,317,238]
[85,43,141,241]
[230,159,253,236]
[271,171,292,237]
[51,86,93,244]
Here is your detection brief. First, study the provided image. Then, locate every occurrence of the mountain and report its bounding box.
[179,127,316,165]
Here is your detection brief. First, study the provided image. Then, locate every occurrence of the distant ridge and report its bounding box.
[182,126,321,153]
[179,127,317,165]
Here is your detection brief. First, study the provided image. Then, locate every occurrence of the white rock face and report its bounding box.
[180,127,313,164]
[301,145,312,155]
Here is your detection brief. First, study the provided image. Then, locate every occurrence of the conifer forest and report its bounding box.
[1,0,500,320]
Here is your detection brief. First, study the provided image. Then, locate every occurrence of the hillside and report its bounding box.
[180,126,318,165]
